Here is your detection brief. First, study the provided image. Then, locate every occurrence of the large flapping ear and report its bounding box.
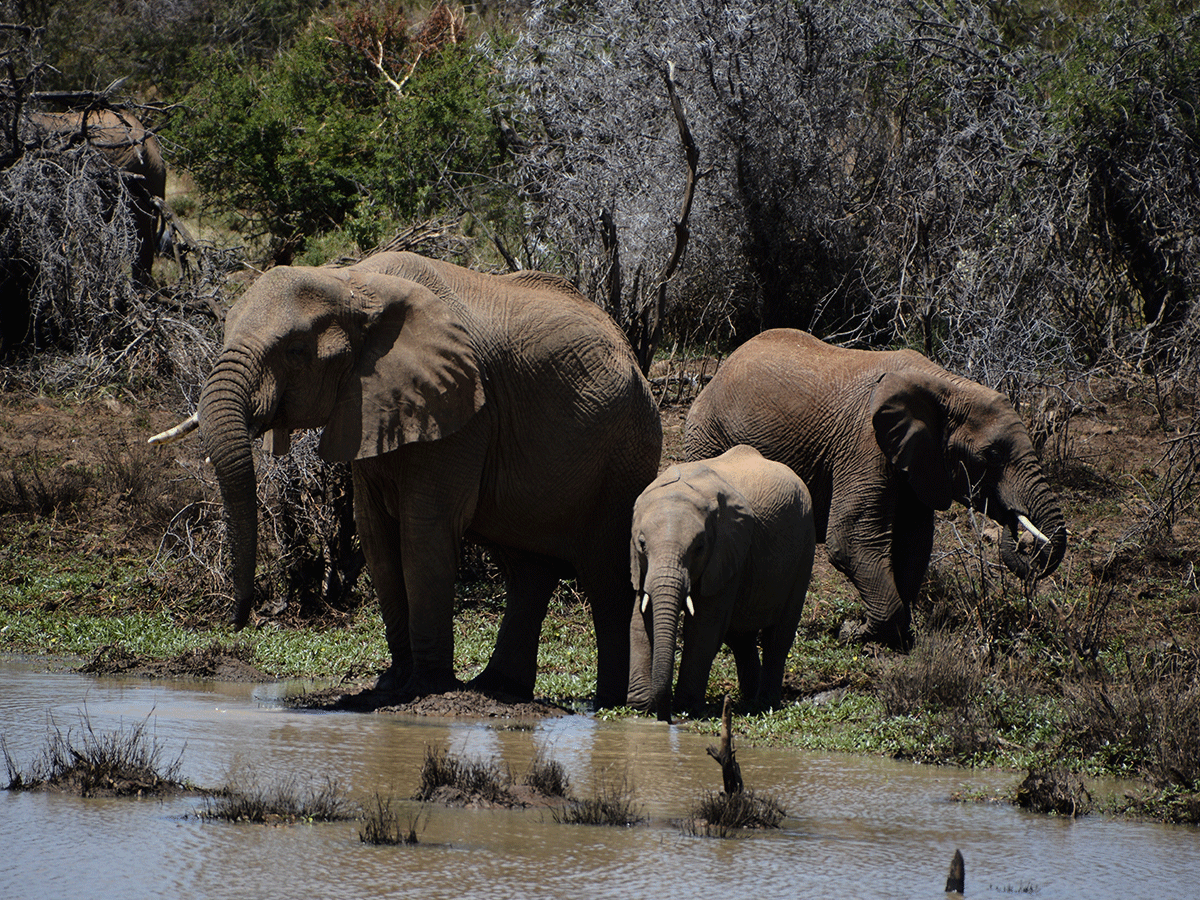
[319,271,485,462]
[699,484,754,596]
[869,370,953,510]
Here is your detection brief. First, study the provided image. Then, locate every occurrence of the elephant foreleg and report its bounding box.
[892,490,935,616]
[675,609,728,717]
[352,467,412,692]
[756,618,802,710]
[725,630,762,706]
[470,548,559,699]
[577,559,636,710]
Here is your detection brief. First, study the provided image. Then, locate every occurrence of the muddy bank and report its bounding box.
[289,682,573,719]
[79,643,273,683]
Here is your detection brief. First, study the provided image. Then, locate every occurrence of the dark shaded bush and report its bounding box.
[524,753,570,798]
[878,631,984,717]
[1062,651,1200,790]
[1013,767,1091,817]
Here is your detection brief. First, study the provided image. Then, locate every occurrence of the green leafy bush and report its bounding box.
[171,3,503,260]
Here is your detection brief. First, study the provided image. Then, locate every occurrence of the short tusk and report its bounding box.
[685,595,695,617]
[1016,513,1050,545]
[641,592,650,614]
[148,412,199,445]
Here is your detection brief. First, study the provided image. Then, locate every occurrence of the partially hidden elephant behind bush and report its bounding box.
[685,329,1067,651]
[25,107,165,283]
[152,252,662,708]
[628,444,815,722]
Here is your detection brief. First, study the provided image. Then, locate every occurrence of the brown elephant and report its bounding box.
[628,445,815,722]
[26,108,165,283]
[685,329,1066,650]
[152,252,661,707]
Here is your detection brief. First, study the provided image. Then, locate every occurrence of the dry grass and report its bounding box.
[3,710,187,797]
[201,771,354,824]
[523,753,571,798]
[413,745,514,805]
[551,772,644,826]
[682,790,786,837]
[359,794,424,845]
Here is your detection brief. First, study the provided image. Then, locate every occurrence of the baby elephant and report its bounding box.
[629,444,815,722]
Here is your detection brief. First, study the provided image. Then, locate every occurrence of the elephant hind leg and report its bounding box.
[469,548,560,700]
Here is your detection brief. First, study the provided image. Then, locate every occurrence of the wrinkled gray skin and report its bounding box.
[27,108,165,283]
[628,445,815,722]
[685,329,1067,651]
[192,252,661,706]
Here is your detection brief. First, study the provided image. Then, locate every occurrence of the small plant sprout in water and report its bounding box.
[360,794,427,845]
[523,753,571,799]
[2,708,189,798]
[413,745,515,806]
[201,769,355,824]
[551,771,645,826]
[681,790,787,838]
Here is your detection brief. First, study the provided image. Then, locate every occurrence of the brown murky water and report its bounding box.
[1,655,1196,899]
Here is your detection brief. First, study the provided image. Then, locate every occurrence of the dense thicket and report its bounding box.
[496,0,1200,380]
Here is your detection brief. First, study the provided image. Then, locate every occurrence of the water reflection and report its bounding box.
[1,655,1196,900]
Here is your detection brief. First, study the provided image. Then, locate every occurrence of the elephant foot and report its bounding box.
[838,618,912,653]
[404,667,465,700]
[372,660,413,696]
[467,668,535,703]
[365,664,461,704]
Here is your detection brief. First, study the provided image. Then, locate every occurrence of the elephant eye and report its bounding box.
[637,534,646,552]
[286,340,308,360]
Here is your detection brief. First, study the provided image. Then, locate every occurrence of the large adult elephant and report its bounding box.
[26,107,165,283]
[684,329,1066,650]
[152,252,662,706]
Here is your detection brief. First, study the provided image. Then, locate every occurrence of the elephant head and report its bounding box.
[630,466,753,722]
[869,369,1067,583]
[26,108,166,283]
[196,264,485,628]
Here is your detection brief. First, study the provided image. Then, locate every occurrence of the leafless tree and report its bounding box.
[495,0,1199,388]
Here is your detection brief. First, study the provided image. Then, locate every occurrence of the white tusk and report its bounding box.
[1017,513,1050,545]
[685,595,695,617]
[641,592,649,614]
[147,412,199,445]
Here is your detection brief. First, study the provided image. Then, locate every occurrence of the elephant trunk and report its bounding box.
[999,482,1066,582]
[646,566,690,723]
[198,353,263,629]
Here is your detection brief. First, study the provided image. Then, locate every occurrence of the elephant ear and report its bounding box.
[699,485,754,596]
[319,272,485,462]
[869,371,953,510]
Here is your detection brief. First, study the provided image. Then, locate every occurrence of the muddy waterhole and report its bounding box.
[1,656,1196,900]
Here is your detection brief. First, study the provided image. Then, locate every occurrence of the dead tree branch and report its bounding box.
[705,694,744,794]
